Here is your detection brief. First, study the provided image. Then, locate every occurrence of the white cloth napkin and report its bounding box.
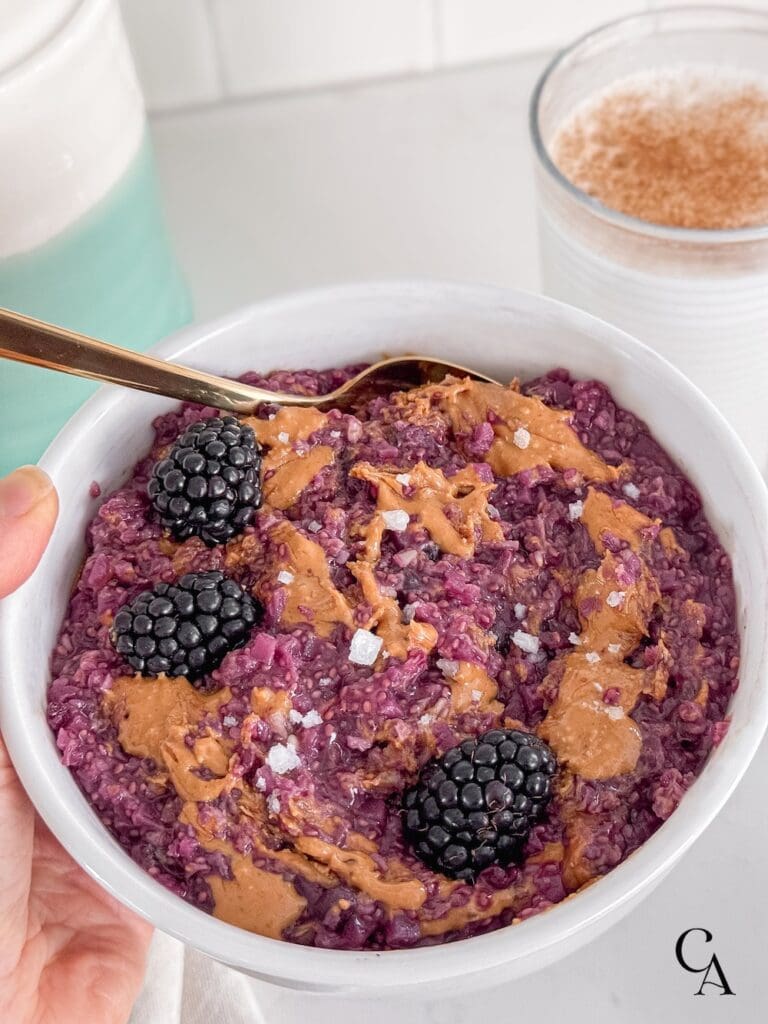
[129,932,266,1024]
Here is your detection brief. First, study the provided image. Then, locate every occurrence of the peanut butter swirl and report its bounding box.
[108,674,435,934]
[245,407,334,510]
[181,798,429,931]
[181,804,307,939]
[447,661,504,716]
[294,835,427,911]
[581,487,659,553]
[419,884,529,937]
[395,378,620,482]
[106,675,234,802]
[538,491,668,779]
[350,460,503,558]
[350,560,438,660]
[270,520,355,636]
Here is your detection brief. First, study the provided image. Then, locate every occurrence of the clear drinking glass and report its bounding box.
[530,6,768,472]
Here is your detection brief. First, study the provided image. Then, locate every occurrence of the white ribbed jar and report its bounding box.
[530,7,768,474]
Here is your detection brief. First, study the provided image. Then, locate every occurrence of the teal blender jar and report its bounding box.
[0,0,191,475]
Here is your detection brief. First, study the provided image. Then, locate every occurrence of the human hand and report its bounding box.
[0,467,152,1024]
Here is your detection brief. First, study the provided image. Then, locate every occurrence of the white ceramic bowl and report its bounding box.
[1,282,767,996]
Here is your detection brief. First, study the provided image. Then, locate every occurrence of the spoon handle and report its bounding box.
[0,306,290,414]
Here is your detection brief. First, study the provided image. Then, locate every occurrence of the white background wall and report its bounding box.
[119,0,768,113]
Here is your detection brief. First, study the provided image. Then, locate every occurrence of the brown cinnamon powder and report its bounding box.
[551,68,768,229]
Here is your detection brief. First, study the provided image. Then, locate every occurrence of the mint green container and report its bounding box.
[0,136,191,476]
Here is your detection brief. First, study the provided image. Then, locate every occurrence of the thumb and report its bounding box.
[0,467,59,599]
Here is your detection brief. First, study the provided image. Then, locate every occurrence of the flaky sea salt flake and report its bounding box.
[436,658,460,679]
[349,628,383,666]
[606,591,625,608]
[266,743,301,775]
[395,473,411,486]
[622,482,641,500]
[512,630,540,655]
[568,500,584,521]
[277,570,295,585]
[514,603,527,620]
[586,651,601,664]
[382,509,410,531]
[513,427,531,449]
[568,632,582,645]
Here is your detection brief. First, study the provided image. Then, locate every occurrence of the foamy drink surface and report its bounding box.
[551,68,768,230]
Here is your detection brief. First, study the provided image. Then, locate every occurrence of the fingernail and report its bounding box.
[0,466,54,519]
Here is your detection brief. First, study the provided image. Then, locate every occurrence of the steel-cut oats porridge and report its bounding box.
[47,365,738,949]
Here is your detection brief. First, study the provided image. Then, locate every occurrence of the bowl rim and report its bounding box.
[1,279,767,987]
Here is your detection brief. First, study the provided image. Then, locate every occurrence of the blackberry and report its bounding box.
[111,571,259,682]
[148,416,262,546]
[402,729,557,881]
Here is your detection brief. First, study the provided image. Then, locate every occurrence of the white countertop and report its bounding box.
[150,56,766,1024]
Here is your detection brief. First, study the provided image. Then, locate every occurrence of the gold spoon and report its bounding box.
[0,306,498,414]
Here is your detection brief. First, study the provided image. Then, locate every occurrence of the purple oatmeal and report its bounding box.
[47,367,738,948]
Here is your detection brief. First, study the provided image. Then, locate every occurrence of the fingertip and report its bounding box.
[0,467,59,599]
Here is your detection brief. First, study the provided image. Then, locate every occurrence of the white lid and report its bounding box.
[0,0,81,75]
[0,0,144,257]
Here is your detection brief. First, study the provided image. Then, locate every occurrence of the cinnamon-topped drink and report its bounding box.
[552,68,768,231]
[531,7,768,471]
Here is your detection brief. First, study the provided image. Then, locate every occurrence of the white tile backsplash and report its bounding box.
[436,0,640,64]
[118,0,705,112]
[208,0,434,97]
[119,0,220,111]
